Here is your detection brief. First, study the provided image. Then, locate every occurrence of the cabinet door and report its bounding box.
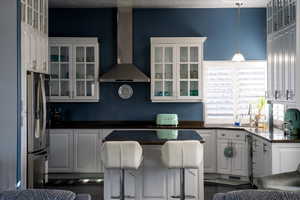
[73,130,101,173]
[21,24,31,71]
[142,147,168,200]
[21,0,26,24]
[272,35,281,100]
[33,0,39,30]
[267,39,274,100]
[29,30,38,71]
[151,45,176,100]
[73,45,99,100]
[48,129,74,172]
[217,140,232,174]
[262,141,272,176]
[49,45,72,100]
[278,34,285,101]
[272,144,300,174]
[287,28,296,102]
[27,0,34,27]
[43,35,49,73]
[252,137,264,178]
[197,130,217,173]
[178,45,203,99]
[231,140,248,176]
[37,34,44,73]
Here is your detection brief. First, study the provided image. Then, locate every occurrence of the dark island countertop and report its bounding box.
[50,120,300,143]
[103,130,204,145]
[50,120,204,130]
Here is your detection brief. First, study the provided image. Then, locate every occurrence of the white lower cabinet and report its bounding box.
[231,140,248,176]
[216,130,249,177]
[217,139,232,175]
[73,129,101,173]
[271,143,300,174]
[252,136,272,178]
[197,130,217,173]
[48,129,74,173]
[49,129,106,173]
[252,135,300,179]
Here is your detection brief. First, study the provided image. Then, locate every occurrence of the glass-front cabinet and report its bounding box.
[48,38,99,102]
[267,0,297,35]
[266,0,298,104]
[152,45,176,99]
[151,38,206,102]
[49,45,72,99]
[21,0,48,74]
[178,46,202,99]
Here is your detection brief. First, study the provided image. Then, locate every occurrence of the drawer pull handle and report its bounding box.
[236,134,240,137]
[221,134,225,136]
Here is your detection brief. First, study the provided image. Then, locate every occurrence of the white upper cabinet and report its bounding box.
[48,37,100,102]
[21,0,48,74]
[266,0,298,104]
[151,37,206,102]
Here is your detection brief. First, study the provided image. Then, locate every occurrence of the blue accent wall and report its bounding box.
[49,8,266,121]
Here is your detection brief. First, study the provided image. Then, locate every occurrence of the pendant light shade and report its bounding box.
[232,2,245,62]
[232,52,245,62]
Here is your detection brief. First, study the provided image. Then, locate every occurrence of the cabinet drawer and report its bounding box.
[217,130,246,141]
[217,131,231,139]
[231,131,246,140]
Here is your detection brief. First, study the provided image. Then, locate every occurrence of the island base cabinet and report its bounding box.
[141,147,168,200]
[104,146,204,200]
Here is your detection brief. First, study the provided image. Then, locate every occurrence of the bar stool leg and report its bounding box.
[180,168,185,200]
[120,169,125,200]
[171,168,196,200]
[112,169,135,200]
[111,169,125,200]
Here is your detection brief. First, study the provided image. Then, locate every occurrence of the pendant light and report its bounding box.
[232,2,245,62]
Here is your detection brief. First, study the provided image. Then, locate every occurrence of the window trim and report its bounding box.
[203,60,267,125]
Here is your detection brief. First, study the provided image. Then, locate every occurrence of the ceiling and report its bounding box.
[49,0,267,8]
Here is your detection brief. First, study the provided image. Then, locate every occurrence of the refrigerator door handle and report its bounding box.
[40,74,47,140]
[34,81,41,139]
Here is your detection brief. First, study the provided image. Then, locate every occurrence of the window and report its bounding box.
[204,61,267,124]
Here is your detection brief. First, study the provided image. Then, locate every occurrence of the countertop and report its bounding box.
[50,120,204,129]
[50,120,300,143]
[103,130,204,145]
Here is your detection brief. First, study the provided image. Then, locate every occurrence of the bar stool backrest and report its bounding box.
[101,141,143,170]
[161,140,203,169]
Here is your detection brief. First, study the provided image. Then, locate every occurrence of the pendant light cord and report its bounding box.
[236,2,242,54]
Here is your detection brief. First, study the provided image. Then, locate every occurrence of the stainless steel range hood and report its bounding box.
[100,8,150,82]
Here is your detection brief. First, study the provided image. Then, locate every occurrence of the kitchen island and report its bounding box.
[103,130,204,200]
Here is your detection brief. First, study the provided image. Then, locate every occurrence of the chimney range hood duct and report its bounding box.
[100,8,150,82]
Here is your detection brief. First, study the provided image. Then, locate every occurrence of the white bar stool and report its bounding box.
[101,141,143,200]
[161,141,203,200]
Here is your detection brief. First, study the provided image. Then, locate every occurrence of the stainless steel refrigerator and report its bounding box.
[27,72,49,188]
